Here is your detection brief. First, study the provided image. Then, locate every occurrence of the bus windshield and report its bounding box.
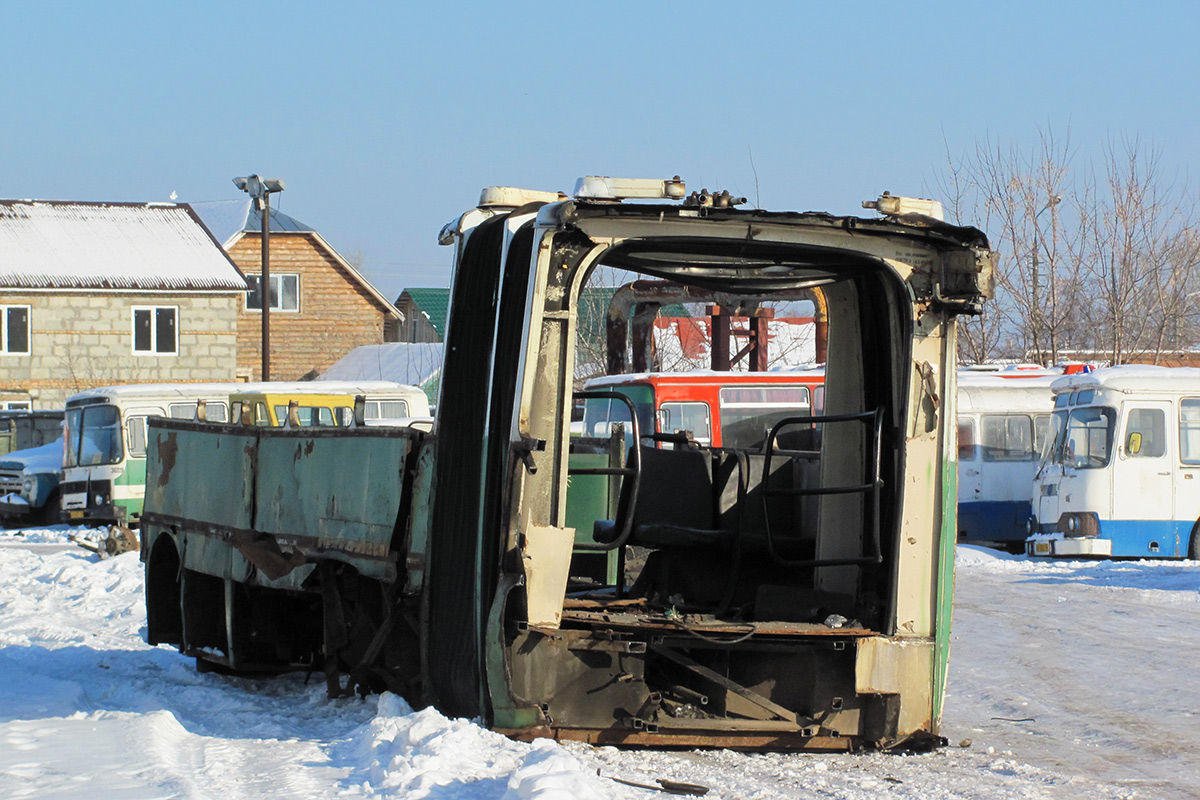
[1058,406,1116,469]
[64,404,123,468]
[1040,409,1068,467]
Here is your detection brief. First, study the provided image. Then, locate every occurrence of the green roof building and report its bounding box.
[395,288,451,342]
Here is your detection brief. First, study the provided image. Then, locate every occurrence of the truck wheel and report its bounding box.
[38,490,60,526]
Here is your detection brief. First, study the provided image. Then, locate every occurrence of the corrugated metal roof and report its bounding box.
[190,199,315,248]
[0,200,247,291]
[400,288,451,337]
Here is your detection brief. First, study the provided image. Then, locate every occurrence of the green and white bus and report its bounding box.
[62,381,427,526]
[61,383,242,525]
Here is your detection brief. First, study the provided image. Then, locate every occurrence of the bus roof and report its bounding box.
[1050,364,1200,395]
[228,381,420,397]
[957,363,1099,413]
[957,375,1059,413]
[585,368,824,389]
[65,380,420,406]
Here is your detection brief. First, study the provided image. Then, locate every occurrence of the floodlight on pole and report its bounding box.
[233,174,285,381]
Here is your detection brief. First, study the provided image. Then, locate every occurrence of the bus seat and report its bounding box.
[594,446,731,549]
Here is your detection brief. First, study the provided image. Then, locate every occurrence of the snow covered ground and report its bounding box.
[0,528,1196,799]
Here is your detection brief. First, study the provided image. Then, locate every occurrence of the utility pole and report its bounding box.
[233,175,285,380]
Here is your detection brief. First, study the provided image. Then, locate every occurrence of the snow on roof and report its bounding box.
[318,343,443,388]
[0,200,247,291]
[189,199,315,249]
[1051,364,1200,394]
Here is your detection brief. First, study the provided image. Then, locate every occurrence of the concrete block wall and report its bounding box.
[0,291,241,409]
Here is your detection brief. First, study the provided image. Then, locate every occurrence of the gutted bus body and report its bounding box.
[142,179,993,752]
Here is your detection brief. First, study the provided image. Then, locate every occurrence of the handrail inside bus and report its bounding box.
[760,407,886,568]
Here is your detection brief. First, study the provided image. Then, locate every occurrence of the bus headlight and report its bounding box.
[1066,515,1079,533]
[94,493,105,506]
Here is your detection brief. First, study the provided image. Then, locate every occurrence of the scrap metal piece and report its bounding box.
[602,770,711,796]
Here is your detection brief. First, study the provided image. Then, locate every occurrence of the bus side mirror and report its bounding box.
[1127,432,1142,455]
[353,395,366,428]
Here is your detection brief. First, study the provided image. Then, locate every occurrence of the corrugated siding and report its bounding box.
[0,201,247,291]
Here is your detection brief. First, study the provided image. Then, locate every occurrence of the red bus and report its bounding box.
[579,369,824,449]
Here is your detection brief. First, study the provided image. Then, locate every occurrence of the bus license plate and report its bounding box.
[1033,541,1050,555]
[69,510,84,519]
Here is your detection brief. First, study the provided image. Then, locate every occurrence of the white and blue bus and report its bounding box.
[1028,365,1200,559]
[956,365,1064,550]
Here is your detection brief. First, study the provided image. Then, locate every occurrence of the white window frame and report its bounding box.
[131,305,179,356]
[1,305,31,356]
[245,273,300,313]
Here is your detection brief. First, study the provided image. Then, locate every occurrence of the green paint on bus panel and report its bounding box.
[932,458,958,724]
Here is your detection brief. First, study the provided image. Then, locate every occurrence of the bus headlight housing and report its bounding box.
[1057,512,1100,538]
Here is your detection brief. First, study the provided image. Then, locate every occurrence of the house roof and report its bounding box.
[318,342,443,389]
[192,198,400,321]
[0,200,246,291]
[190,199,314,249]
[399,288,451,337]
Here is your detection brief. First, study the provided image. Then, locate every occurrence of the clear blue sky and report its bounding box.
[2,2,1197,301]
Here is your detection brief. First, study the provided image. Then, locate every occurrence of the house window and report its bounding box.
[246,274,299,312]
[1,306,30,355]
[132,307,178,355]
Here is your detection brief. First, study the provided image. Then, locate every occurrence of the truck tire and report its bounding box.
[38,490,60,526]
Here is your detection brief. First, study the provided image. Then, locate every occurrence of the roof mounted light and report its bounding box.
[862,191,944,221]
[478,186,566,208]
[573,176,687,201]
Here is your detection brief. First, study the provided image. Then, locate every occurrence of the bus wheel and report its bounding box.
[1190,520,1200,560]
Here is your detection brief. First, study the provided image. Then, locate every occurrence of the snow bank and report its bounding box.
[0,524,100,545]
[339,693,608,799]
[955,544,1024,566]
[956,542,1200,607]
[1,531,1190,798]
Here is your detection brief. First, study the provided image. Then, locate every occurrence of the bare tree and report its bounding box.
[938,129,1082,363]
[938,128,1200,366]
[1073,137,1199,363]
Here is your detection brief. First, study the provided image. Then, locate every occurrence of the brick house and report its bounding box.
[0,200,248,409]
[192,200,402,381]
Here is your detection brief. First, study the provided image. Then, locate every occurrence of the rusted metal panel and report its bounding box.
[145,420,256,533]
[253,429,411,561]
